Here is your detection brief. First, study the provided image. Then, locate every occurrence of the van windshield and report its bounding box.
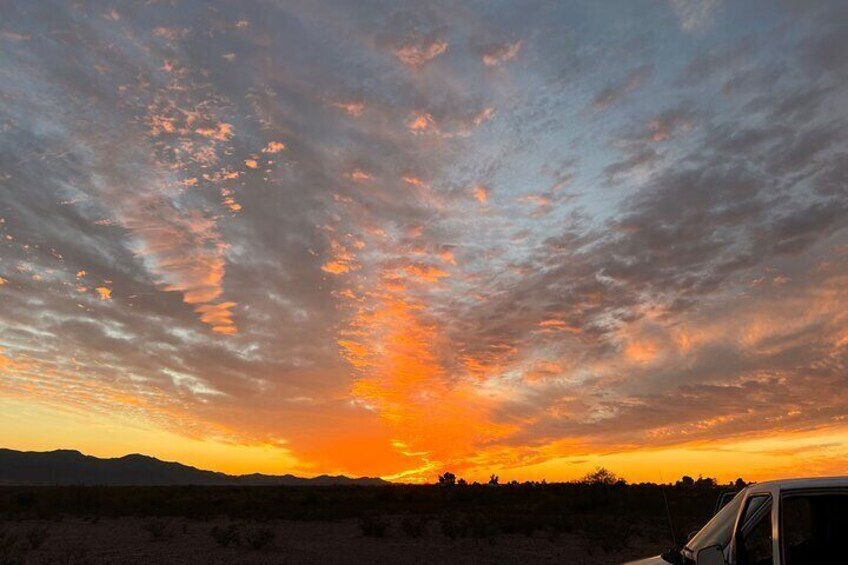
[685,490,746,553]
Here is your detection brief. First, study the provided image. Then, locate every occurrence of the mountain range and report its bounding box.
[0,448,387,486]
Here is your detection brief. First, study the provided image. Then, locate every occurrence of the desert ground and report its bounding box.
[0,482,723,564]
[0,516,673,565]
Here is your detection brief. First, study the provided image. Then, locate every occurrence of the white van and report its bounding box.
[625,477,848,565]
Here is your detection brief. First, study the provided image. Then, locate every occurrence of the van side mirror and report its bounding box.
[696,544,725,565]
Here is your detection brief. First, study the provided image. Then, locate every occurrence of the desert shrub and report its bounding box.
[299,493,318,506]
[358,514,389,537]
[143,519,175,541]
[25,524,49,549]
[13,492,35,510]
[400,515,427,538]
[40,542,88,565]
[244,526,275,550]
[0,527,24,565]
[210,523,241,547]
[558,514,576,533]
[581,516,631,554]
[468,514,498,540]
[439,513,469,540]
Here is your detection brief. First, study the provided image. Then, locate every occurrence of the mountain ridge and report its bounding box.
[0,448,388,486]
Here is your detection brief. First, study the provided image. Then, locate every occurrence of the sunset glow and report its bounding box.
[1,0,847,483]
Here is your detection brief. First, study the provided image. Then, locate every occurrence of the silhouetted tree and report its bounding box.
[581,467,623,485]
[695,475,716,489]
[438,472,456,486]
[458,478,467,486]
[677,475,695,488]
[488,474,499,486]
[734,478,748,490]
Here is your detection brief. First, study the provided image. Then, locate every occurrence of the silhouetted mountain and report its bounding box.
[0,448,387,486]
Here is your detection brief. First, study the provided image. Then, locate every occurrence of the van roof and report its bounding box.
[747,476,848,491]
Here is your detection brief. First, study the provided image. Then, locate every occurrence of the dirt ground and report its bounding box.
[0,517,668,565]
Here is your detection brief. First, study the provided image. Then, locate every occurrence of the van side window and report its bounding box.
[782,491,848,564]
[737,495,773,565]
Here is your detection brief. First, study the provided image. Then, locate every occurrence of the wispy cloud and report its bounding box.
[1,0,846,482]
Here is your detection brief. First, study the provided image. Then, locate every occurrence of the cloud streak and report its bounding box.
[0,0,846,482]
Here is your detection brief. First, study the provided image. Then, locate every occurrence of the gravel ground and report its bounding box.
[0,517,667,564]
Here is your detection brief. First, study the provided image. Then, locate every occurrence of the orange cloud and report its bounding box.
[195,122,233,141]
[244,159,258,169]
[393,40,448,67]
[347,169,374,182]
[402,175,427,188]
[482,41,523,66]
[406,112,436,133]
[95,287,112,300]
[524,360,563,382]
[402,264,449,283]
[262,141,286,154]
[473,185,489,203]
[221,188,241,213]
[153,27,190,41]
[332,101,365,117]
[0,348,29,372]
[338,287,512,479]
[195,302,238,334]
[321,239,358,275]
[538,319,582,334]
[473,107,496,126]
[439,249,456,265]
[625,340,660,364]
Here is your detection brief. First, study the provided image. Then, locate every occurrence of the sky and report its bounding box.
[1,0,847,484]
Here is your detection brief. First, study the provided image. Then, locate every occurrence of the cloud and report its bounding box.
[392,40,448,67]
[331,100,365,117]
[482,41,522,66]
[473,185,489,203]
[604,146,661,183]
[592,65,653,110]
[262,141,286,154]
[1,0,847,482]
[376,11,449,68]
[347,169,374,182]
[406,112,436,133]
[646,109,697,142]
[669,0,722,32]
[1,31,31,41]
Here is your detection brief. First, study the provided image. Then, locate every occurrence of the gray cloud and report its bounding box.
[1,0,847,479]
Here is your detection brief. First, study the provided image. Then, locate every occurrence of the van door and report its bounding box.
[780,489,848,565]
[734,494,774,565]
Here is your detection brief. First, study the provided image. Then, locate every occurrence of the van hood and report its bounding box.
[622,557,668,565]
